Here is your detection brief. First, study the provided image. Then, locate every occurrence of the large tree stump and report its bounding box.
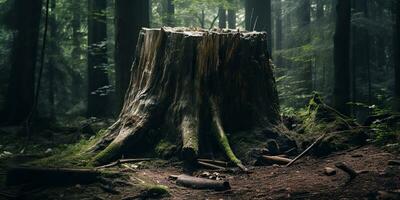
[89,28,284,168]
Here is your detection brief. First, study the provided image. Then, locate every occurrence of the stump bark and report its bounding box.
[89,28,283,168]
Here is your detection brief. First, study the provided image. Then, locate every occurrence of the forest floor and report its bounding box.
[0,126,399,200]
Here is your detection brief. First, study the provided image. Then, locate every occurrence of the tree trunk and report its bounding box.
[351,0,370,117]
[245,0,272,53]
[298,0,313,96]
[1,0,43,125]
[218,7,227,29]
[47,0,56,120]
[115,0,150,113]
[394,0,400,111]
[163,0,175,26]
[274,0,283,68]
[88,28,285,168]
[333,0,351,115]
[87,0,110,117]
[316,0,324,19]
[227,0,236,29]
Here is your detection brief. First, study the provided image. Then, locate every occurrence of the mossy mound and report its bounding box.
[294,94,368,156]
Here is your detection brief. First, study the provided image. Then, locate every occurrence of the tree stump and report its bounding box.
[88,28,285,168]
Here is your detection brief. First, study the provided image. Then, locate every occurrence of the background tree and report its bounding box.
[87,0,110,117]
[218,6,227,28]
[333,0,351,115]
[245,0,272,53]
[394,0,400,111]
[115,0,150,113]
[1,0,43,125]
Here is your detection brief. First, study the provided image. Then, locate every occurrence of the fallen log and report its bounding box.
[175,174,230,191]
[6,166,107,186]
[261,155,292,165]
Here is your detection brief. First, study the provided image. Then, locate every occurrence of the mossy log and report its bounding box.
[88,28,283,168]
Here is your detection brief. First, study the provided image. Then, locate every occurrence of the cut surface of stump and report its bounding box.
[88,27,290,168]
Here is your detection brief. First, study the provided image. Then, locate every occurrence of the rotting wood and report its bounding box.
[86,27,283,169]
[175,174,230,191]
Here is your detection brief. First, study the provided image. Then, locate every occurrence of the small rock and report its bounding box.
[324,167,336,176]
[45,148,52,154]
[200,171,211,177]
[388,160,400,166]
[212,172,220,177]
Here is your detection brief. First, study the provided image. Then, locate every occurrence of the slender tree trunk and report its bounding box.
[115,0,150,113]
[274,0,283,68]
[317,0,324,19]
[227,9,236,29]
[70,1,84,105]
[218,7,227,29]
[162,0,174,26]
[47,0,56,119]
[1,0,43,125]
[351,0,370,116]
[298,0,312,95]
[333,0,351,115]
[394,0,400,111]
[87,0,110,117]
[245,0,272,53]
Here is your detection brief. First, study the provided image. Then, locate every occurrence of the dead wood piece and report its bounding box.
[335,162,358,180]
[286,133,326,167]
[96,158,153,169]
[197,159,229,167]
[261,155,292,165]
[198,161,226,170]
[6,167,105,186]
[175,174,230,191]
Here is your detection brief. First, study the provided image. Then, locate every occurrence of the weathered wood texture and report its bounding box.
[89,28,281,168]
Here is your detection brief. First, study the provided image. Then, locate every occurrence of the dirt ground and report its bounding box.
[1,145,399,200]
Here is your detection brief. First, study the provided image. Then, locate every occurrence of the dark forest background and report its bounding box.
[0,0,399,135]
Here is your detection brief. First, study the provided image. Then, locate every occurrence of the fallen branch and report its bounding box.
[261,155,292,165]
[96,158,153,169]
[175,174,230,191]
[197,161,226,170]
[197,159,229,167]
[286,133,327,167]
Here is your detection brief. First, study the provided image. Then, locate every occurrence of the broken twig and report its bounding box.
[286,133,327,167]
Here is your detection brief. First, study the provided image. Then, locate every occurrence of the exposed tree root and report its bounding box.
[210,98,247,171]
